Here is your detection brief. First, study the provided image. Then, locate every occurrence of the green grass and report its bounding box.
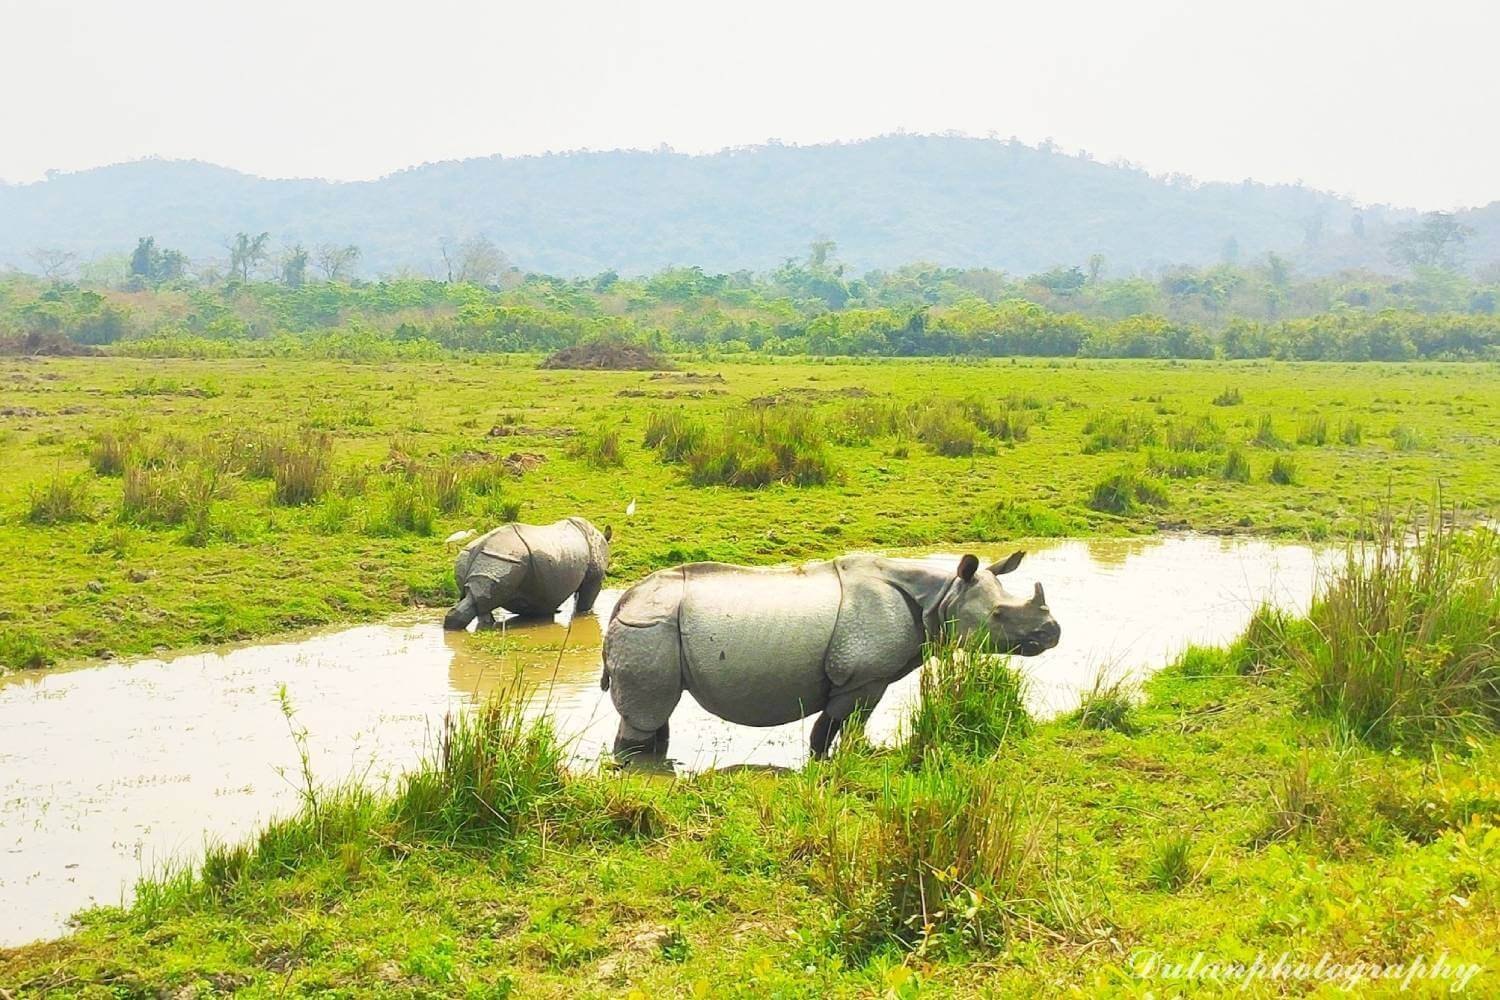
[903,630,1031,762]
[5,556,1498,995]
[1291,512,1500,748]
[1088,466,1170,514]
[2,355,1498,667]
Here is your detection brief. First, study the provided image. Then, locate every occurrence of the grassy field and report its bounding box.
[3,355,1498,671]
[2,356,1499,995]
[2,524,1497,997]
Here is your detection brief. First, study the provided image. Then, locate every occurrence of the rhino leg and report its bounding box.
[603,618,683,762]
[574,572,603,615]
[810,681,889,759]
[476,610,497,629]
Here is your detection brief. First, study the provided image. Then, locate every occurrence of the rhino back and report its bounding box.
[678,563,840,727]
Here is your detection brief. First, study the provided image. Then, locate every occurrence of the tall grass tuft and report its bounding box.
[1295,511,1500,748]
[1147,832,1196,891]
[1088,467,1169,514]
[808,763,1042,955]
[27,469,93,524]
[393,684,566,841]
[1071,668,1136,734]
[660,406,836,487]
[911,399,984,457]
[88,429,133,476]
[1296,416,1329,446]
[1165,415,1223,452]
[1221,447,1252,482]
[271,431,331,505]
[1082,412,1157,453]
[1211,386,1243,406]
[904,629,1030,763]
[643,409,704,462]
[568,426,625,468]
[1391,425,1424,451]
[1339,419,1364,445]
[1252,413,1288,449]
[1268,454,1299,485]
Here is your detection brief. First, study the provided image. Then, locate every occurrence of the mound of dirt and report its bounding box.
[540,338,674,371]
[0,331,101,357]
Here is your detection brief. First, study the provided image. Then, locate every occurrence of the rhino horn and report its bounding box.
[988,550,1025,576]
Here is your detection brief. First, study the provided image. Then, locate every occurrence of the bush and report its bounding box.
[1339,419,1364,445]
[1268,455,1298,485]
[1295,513,1500,748]
[1221,447,1252,482]
[905,630,1031,761]
[1211,387,1243,406]
[27,469,92,524]
[568,427,625,469]
[1088,468,1169,514]
[540,338,672,371]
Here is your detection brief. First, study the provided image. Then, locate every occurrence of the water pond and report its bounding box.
[0,534,1326,944]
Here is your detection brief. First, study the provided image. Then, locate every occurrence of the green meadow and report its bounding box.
[2,355,1497,670]
[2,355,1499,997]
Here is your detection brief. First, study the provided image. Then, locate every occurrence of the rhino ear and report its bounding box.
[957,554,980,582]
[988,550,1025,576]
[603,524,613,541]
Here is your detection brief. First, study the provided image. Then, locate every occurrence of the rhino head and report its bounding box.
[944,551,1060,656]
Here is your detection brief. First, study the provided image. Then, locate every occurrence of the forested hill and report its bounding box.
[2,135,1494,278]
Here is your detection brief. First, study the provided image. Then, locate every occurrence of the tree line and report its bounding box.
[3,236,1498,361]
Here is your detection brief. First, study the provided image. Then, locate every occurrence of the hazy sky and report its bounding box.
[1,0,1494,209]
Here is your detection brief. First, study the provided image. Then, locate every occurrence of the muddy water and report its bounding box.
[0,535,1325,945]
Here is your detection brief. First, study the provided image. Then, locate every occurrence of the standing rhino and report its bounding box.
[600,551,1059,758]
[443,517,612,630]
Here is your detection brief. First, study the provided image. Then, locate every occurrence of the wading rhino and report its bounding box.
[600,551,1059,758]
[443,517,611,630]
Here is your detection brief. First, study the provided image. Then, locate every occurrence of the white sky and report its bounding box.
[0,0,1494,209]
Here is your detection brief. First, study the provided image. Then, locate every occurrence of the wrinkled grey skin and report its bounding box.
[600,551,1059,759]
[443,517,611,630]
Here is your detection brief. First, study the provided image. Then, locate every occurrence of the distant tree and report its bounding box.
[226,232,271,283]
[1032,266,1086,294]
[315,243,361,281]
[128,236,189,286]
[1220,236,1240,265]
[1350,212,1366,239]
[1388,213,1475,272]
[440,235,507,285]
[29,247,77,282]
[130,237,158,279]
[1086,254,1106,284]
[281,245,309,287]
